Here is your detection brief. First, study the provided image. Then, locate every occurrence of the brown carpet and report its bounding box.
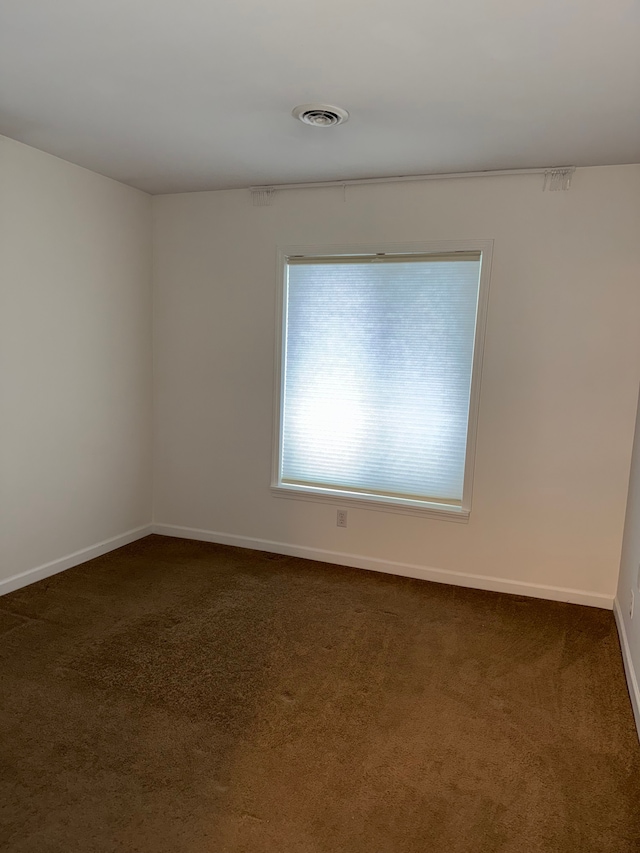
[1,535,639,852]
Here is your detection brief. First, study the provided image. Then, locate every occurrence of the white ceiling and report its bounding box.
[1,0,639,195]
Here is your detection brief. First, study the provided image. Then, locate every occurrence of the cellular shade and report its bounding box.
[281,254,482,507]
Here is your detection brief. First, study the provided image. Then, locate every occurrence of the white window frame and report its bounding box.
[270,240,493,522]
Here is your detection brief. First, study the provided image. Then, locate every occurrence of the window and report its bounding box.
[272,241,492,520]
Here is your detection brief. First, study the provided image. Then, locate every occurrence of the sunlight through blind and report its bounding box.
[281,254,482,506]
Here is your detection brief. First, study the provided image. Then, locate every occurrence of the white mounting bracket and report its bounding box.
[543,167,575,191]
[250,187,275,206]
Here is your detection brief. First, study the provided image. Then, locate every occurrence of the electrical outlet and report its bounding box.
[337,509,348,528]
[631,590,635,620]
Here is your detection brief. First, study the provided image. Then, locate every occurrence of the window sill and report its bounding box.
[270,483,470,522]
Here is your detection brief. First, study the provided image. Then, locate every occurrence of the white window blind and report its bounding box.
[278,251,484,512]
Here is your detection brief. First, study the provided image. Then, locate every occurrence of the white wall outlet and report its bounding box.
[631,589,635,620]
[337,509,348,528]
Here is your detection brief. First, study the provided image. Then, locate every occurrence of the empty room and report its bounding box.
[1,1,640,850]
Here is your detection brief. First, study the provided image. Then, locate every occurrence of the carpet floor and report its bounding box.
[1,535,639,852]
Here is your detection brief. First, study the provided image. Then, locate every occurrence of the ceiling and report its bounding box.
[1,0,639,195]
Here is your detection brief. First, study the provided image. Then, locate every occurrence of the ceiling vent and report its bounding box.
[292,104,349,127]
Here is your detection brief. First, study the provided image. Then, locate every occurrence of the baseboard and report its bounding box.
[613,599,640,741]
[152,523,613,610]
[0,524,154,597]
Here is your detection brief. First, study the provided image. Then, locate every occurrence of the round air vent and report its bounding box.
[292,104,349,127]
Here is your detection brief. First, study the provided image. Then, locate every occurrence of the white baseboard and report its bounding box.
[613,599,640,741]
[0,524,153,597]
[152,523,613,610]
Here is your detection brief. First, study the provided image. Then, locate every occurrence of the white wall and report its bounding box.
[616,387,640,733]
[0,136,153,587]
[152,166,640,606]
